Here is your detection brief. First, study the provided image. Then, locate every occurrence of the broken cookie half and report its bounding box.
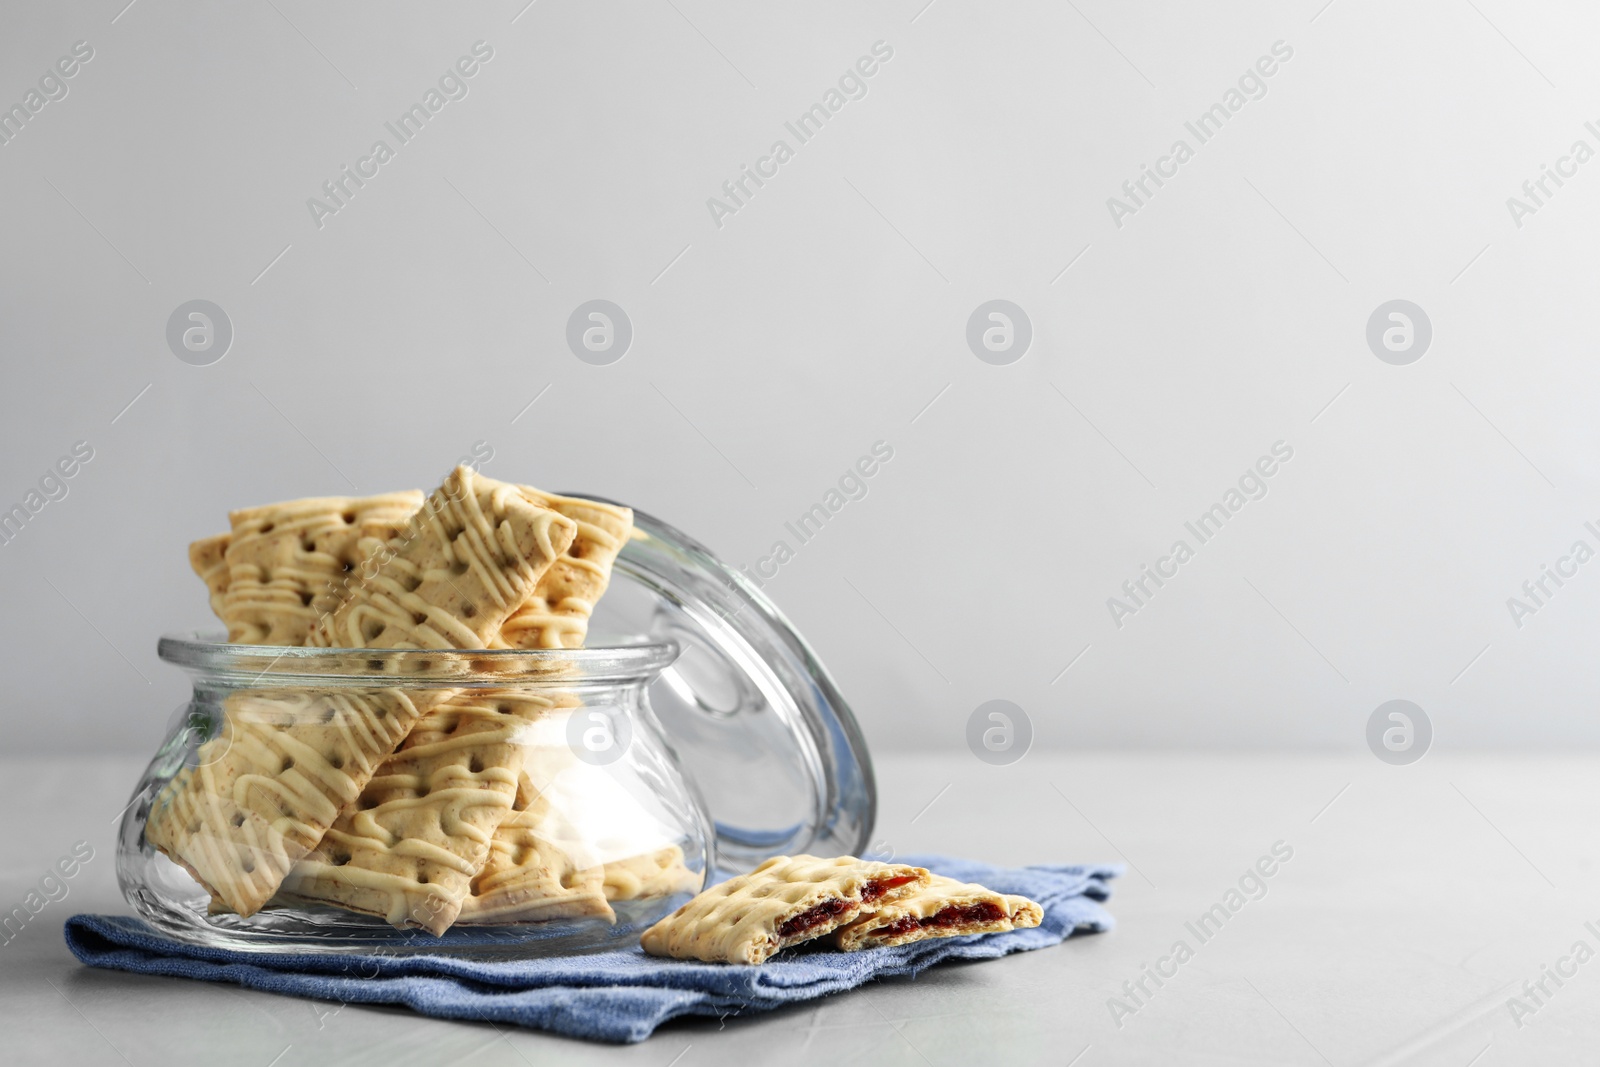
[640,854,929,964]
[830,873,1042,951]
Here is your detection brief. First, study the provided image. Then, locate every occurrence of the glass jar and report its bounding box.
[582,501,876,868]
[118,633,709,956]
[118,501,878,956]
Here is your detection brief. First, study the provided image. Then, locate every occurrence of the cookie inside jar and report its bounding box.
[126,467,710,954]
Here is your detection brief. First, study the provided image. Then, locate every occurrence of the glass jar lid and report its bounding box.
[573,497,876,871]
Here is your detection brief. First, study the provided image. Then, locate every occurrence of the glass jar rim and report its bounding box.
[158,631,680,687]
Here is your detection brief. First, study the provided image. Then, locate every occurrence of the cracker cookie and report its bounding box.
[219,491,424,646]
[829,873,1042,951]
[276,692,557,934]
[145,686,429,919]
[461,823,613,924]
[493,488,633,650]
[455,840,697,926]
[147,467,576,917]
[188,532,232,621]
[602,846,701,906]
[458,766,700,925]
[639,855,929,964]
[280,491,625,933]
[310,468,574,650]
[460,759,610,923]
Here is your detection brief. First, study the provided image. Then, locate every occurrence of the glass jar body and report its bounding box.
[118,635,709,956]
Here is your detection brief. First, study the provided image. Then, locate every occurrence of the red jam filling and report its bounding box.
[777,898,851,938]
[875,915,922,938]
[930,901,1005,927]
[877,902,1006,938]
[860,875,917,904]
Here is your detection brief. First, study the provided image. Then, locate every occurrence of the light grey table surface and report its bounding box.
[5,750,1597,1066]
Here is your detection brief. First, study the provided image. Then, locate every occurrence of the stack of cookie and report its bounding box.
[640,855,1043,964]
[145,466,696,936]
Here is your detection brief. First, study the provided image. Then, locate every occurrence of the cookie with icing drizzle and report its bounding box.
[146,467,576,918]
[202,491,425,647]
[280,485,634,931]
[308,470,574,651]
[274,691,559,934]
[491,488,633,650]
[829,873,1042,951]
[187,532,232,621]
[640,855,929,964]
[457,764,701,926]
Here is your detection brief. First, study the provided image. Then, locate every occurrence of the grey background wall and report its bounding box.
[3,0,1597,755]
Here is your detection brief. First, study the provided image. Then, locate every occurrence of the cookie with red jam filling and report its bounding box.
[640,854,929,964]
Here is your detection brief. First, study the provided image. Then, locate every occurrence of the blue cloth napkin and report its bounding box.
[65,855,1117,1044]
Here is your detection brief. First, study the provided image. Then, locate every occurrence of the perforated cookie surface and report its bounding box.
[493,488,633,650]
[459,797,616,925]
[311,468,575,650]
[457,764,701,926]
[275,692,556,934]
[145,686,428,920]
[217,491,423,646]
